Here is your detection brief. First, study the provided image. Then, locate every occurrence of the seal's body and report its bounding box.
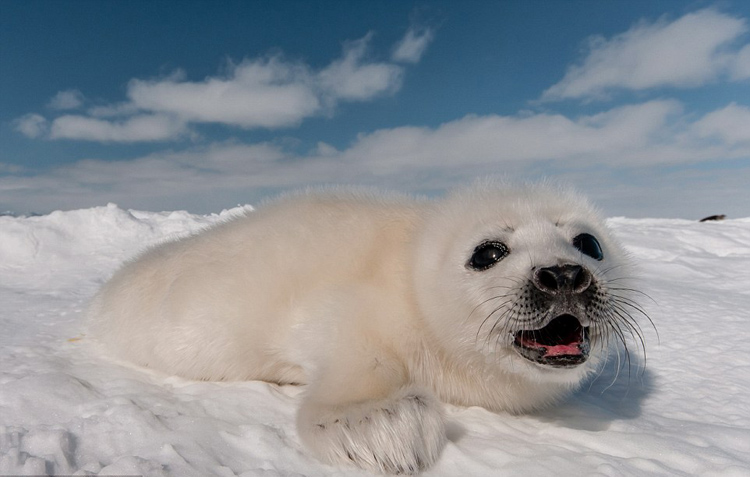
[89,182,641,474]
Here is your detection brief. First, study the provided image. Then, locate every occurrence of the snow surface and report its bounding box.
[2,204,750,476]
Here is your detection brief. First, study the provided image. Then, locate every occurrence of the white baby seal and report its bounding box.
[89,181,646,474]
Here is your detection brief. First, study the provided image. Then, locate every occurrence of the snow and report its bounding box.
[2,204,750,476]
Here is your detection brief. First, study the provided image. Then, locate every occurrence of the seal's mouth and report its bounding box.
[512,314,590,368]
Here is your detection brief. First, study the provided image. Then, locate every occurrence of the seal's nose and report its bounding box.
[534,264,591,294]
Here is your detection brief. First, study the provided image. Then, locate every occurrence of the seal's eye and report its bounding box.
[573,233,603,261]
[468,241,509,270]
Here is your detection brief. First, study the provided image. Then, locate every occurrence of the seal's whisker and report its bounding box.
[477,299,515,342]
[610,294,658,341]
[608,310,647,372]
[605,283,656,302]
[606,314,634,381]
[601,334,621,393]
[603,320,628,390]
[607,301,646,342]
[594,263,629,277]
[608,302,647,347]
[469,294,514,322]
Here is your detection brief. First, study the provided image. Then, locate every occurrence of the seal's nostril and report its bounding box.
[537,268,559,292]
[573,267,592,293]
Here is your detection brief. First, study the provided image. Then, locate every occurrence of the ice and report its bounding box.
[1,204,749,475]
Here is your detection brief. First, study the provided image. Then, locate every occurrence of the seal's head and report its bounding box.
[415,181,645,391]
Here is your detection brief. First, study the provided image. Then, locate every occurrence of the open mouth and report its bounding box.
[512,314,590,368]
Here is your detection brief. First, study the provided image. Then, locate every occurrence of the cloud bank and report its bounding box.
[3,99,750,218]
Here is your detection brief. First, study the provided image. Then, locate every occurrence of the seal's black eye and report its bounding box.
[573,233,603,261]
[468,241,509,270]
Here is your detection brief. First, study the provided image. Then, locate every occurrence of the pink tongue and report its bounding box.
[543,343,583,357]
[518,335,583,357]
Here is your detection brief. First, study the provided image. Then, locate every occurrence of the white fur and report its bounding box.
[88,181,633,474]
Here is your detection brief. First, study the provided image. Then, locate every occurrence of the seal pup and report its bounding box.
[88,181,646,474]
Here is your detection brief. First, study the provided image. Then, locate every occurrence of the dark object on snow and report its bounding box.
[699,214,726,222]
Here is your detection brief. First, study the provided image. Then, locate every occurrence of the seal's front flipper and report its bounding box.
[297,385,446,475]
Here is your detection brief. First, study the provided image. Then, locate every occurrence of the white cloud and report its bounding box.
[691,103,750,145]
[318,34,403,101]
[542,9,749,101]
[127,59,321,129]
[47,89,85,110]
[338,100,684,169]
[49,114,187,142]
[729,44,750,80]
[129,34,404,127]
[13,113,49,138]
[17,28,430,143]
[392,25,435,63]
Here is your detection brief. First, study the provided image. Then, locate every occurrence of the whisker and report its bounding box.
[478,299,515,339]
[469,294,513,322]
[610,295,659,342]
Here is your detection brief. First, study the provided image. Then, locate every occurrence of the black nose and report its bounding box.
[534,264,592,294]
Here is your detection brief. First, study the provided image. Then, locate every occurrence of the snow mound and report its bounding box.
[1,205,749,476]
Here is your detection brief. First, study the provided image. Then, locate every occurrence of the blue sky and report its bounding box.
[2,0,750,218]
